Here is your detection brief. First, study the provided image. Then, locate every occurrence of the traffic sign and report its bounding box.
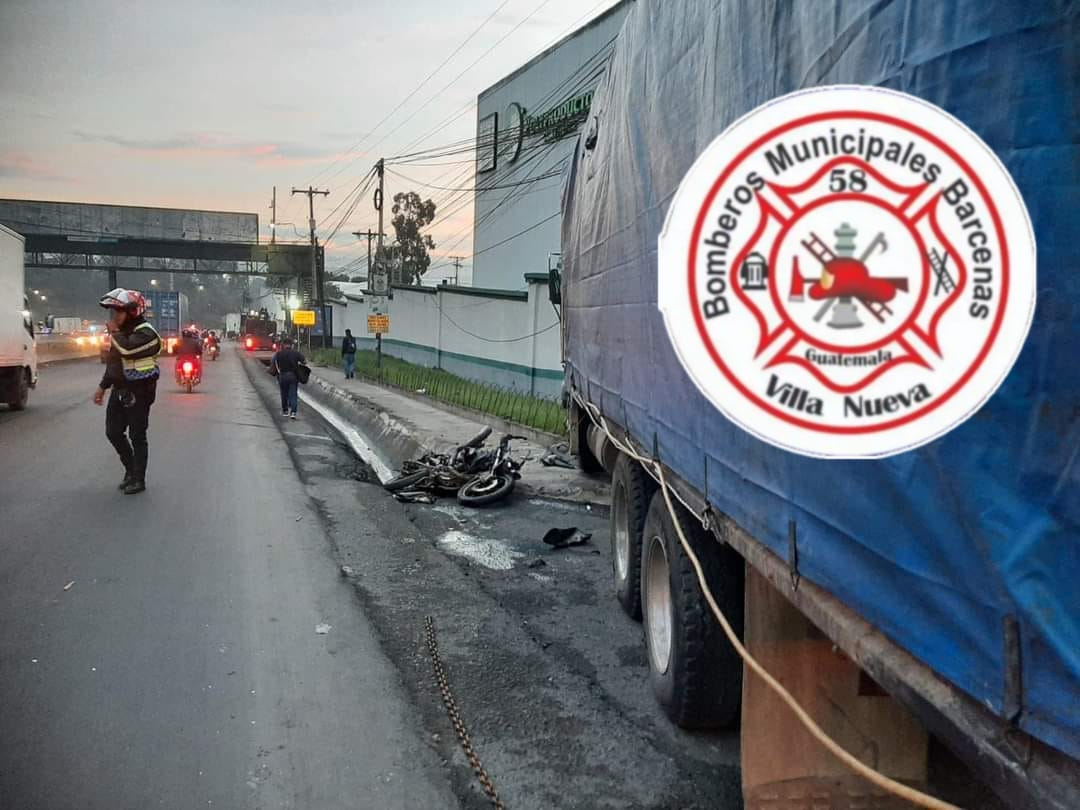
[292,309,316,326]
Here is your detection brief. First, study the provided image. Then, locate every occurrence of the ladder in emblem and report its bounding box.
[801,232,836,265]
[861,298,892,323]
[929,248,956,295]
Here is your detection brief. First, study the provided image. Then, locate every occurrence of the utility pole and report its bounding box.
[291,185,329,347]
[449,256,464,286]
[353,229,386,288]
[373,160,386,378]
[375,160,386,261]
[270,186,276,245]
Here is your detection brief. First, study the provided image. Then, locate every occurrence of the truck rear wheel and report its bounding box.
[610,453,655,620]
[7,368,29,411]
[640,490,743,729]
[571,402,604,473]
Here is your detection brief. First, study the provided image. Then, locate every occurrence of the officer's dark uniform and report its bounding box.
[101,317,161,490]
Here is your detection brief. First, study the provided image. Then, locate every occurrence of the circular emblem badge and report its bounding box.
[658,86,1035,458]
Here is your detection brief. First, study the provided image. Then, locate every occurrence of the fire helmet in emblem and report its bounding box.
[658,86,1036,459]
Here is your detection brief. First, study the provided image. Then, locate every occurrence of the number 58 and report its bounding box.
[829,168,868,192]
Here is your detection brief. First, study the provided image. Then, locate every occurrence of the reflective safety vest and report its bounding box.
[120,322,161,381]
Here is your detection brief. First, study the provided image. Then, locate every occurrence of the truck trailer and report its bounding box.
[0,224,36,410]
[142,290,188,352]
[560,2,1077,807]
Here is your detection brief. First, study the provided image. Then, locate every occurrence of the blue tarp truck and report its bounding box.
[560,1,1077,807]
[143,290,188,351]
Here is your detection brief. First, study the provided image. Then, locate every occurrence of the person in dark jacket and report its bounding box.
[271,337,305,419]
[341,328,357,379]
[93,288,162,494]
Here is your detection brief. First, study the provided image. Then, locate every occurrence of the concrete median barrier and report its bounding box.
[36,336,101,364]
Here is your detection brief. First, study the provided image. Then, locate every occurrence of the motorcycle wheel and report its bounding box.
[384,470,430,492]
[186,380,193,393]
[457,474,515,507]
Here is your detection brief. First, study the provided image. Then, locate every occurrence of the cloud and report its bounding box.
[0,151,73,183]
[70,130,352,167]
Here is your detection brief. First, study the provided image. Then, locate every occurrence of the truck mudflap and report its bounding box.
[576,393,1079,810]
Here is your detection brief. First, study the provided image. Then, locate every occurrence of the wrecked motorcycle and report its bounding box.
[456,434,525,507]
[384,428,526,506]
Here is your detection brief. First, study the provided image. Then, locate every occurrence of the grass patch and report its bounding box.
[309,348,567,436]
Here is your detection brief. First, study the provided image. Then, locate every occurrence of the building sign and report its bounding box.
[291,309,316,326]
[477,112,498,173]
[368,314,390,334]
[521,91,594,144]
[480,91,596,172]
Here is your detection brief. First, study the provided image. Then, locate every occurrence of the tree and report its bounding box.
[390,191,437,285]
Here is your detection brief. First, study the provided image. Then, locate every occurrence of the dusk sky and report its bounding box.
[0,0,620,280]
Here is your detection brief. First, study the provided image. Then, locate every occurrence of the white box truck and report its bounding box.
[51,316,82,334]
[0,224,36,410]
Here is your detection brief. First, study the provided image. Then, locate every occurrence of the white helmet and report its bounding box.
[99,288,147,316]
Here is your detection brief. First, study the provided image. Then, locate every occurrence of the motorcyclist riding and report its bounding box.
[93,288,161,495]
[205,330,220,357]
[175,327,203,381]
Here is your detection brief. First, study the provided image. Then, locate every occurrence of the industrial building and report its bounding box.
[470,1,632,290]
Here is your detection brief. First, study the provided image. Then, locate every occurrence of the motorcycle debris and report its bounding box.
[394,490,437,504]
[540,450,575,469]
[340,565,355,577]
[315,623,332,635]
[542,527,592,549]
[63,581,75,591]
[526,558,548,569]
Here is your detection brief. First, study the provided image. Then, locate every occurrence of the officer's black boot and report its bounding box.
[125,436,148,494]
[118,468,134,491]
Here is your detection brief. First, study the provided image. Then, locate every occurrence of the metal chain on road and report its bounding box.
[424,616,505,810]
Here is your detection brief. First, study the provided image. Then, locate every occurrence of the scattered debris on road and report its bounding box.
[394,490,437,504]
[340,565,355,577]
[542,527,592,549]
[541,447,575,469]
[315,623,332,635]
[526,558,548,569]
[63,581,75,591]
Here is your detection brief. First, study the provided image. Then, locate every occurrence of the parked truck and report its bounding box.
[560,2,1077,808]
[0,224,36,410]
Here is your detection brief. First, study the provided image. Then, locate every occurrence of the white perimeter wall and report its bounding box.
[332,277,563,398]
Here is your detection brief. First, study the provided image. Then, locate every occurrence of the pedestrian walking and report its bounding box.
[270,337,305,419]
[93,288,161,495]
[341,328,357,379]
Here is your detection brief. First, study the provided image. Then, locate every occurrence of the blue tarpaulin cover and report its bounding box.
[561,0,1078,758]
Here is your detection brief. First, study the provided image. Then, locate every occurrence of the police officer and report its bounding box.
[93,289,162,495]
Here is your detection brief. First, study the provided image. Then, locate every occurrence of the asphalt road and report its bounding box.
[0,352,456,809]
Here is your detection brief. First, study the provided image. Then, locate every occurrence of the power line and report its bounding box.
[306,0,514,190]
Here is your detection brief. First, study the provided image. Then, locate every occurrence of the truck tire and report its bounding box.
[571,402,604,473]
[610,453,656,620]
[640,490,743,729]
[7,368,29,411]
